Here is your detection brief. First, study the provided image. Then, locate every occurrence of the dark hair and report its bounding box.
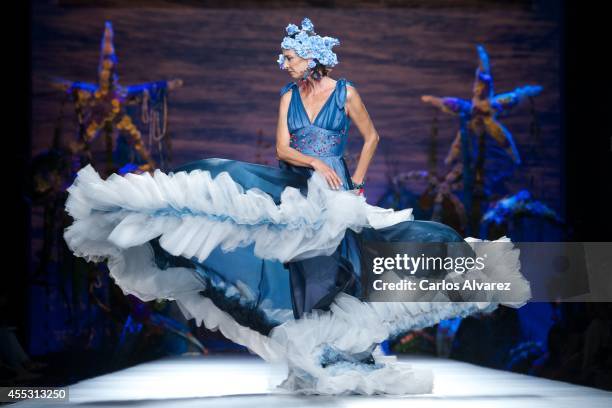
[311,60,330,80]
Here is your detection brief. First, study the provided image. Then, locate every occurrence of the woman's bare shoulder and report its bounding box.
[279,88,292,114]
[280,89,292,108]
[346,83,360,103]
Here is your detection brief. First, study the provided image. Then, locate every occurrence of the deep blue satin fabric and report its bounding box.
[149,78,467,332]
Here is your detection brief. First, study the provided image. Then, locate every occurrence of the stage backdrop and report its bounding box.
[32,1,561,204]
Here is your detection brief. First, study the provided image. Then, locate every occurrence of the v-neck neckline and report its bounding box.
[296,80,339,126]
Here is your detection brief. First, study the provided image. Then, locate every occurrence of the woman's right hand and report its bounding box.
[310,158,343,190]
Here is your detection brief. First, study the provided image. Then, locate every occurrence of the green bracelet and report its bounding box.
[352,180,365,189]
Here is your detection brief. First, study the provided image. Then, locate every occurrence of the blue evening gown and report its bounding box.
[63,78,531,395]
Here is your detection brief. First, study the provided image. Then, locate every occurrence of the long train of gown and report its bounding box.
[62,78,531,395]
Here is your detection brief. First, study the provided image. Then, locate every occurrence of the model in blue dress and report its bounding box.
[63,18,531,395]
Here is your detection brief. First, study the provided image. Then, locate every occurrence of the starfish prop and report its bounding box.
[421,45,542,166]
[52,21,183,174]
[393,163,467,232]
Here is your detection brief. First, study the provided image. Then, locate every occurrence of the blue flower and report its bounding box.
[295,31,309,43]
[323,36,340,48]
[277,54,286,69]
[286,23,299,36]
[301,17,314,32]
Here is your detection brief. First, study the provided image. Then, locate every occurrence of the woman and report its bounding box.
[63,17,530,395]
[275,26,381,320]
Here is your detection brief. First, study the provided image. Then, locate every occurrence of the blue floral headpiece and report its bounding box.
[277,17,340,70]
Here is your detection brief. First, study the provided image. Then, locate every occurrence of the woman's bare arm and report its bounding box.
[275,91,318,168]
[346,85,380,185]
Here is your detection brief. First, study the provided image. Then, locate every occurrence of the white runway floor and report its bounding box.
[11,354,612,407]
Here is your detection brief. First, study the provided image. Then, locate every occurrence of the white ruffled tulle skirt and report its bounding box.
[63,158,531,395]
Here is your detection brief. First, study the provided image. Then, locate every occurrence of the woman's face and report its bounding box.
[282,49,309,79]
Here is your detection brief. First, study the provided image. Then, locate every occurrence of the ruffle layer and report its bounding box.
[65,164,413,265]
